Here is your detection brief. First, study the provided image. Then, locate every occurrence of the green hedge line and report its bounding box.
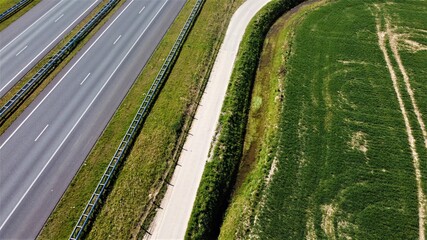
[185,0,304,239]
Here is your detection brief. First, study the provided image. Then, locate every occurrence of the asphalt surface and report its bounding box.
[0,0,185,238]
[146,0,273,238]
[0,0,102,98]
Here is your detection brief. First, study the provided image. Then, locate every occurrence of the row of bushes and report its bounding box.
[185,0,304,239]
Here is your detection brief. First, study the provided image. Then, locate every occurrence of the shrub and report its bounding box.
[185,0,304,239]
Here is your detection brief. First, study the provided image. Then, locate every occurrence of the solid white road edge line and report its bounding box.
[0,0,136,150]
[0,0,169,231]
[0,0,102,93]
[80,73,91,85]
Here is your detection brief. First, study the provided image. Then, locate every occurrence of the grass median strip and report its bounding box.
[0,0,41,31]
[0,0,126,134]
[0,0,122,123]
[0,0,21,12]
[68,1,206,239]
[218,1,327,238]
[38,0,244,238]
[222,0,426,238]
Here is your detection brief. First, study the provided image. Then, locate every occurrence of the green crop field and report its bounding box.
[0,0,42,32]
[220,0,427,239]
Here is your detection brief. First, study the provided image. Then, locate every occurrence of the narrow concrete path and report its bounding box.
[146,0,272,239]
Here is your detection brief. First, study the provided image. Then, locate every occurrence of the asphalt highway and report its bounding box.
[0,0,185,238]
[0,0,102,97]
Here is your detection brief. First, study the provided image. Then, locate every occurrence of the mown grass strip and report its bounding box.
[0,0,126,134]
[185,0,304,239]
[218,2,326,238]
[0,0,33,23]
[0,0,20,13]
[0,0,121,124]
[69,1,206,239]
[0,0,41,31]
[38,0,244,238]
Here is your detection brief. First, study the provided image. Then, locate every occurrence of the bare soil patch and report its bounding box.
[321,203,337,240]
[349,131,368,154]
[385,18,427,150]
[403,39,427,52]
[374,5,426,238]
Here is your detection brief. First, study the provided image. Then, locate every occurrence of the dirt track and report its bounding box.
[374,5,426,239]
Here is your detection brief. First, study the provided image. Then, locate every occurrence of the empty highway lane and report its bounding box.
[0,0,102,97]
[0,0,185,238]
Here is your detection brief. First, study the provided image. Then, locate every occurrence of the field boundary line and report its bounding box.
[374,8,426,239]
[385,19,427,150]
[0,0,119,124]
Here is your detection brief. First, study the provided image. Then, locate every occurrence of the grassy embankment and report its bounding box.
[219,1,327,238]
[222,0,427,239]
[185,0,304,239]
[0,0,42,32]
[0,0,125,134]
[39,0,244,239]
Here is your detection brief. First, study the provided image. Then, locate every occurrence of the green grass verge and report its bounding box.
[0,0,42,32]
[0,0,20,14]
[38,0,244,238]
[185,0,304,239]
[0,0,124,134]
[246,0,427,239]
[218,1,326,239]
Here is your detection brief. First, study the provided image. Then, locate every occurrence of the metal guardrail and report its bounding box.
[0,0,119,124]
[69,0,206,239]
[0,0,33,23]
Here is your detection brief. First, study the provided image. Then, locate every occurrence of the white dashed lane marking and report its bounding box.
[35,125,49,142]
[15,46,28,56]
[80,73,91,85]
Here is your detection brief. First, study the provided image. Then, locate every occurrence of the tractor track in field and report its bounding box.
[385,19,427,150]
[374,4,426,239]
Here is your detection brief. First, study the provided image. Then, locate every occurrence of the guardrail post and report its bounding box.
[0,0,118,124]
[0,0,33,23]
[68,0,206,239]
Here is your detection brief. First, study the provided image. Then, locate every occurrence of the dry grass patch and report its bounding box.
[39,0,244,238]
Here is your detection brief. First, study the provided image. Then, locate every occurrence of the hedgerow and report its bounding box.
[185,0,304,239]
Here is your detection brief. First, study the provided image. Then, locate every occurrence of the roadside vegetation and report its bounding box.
[221,0,427,239]
[185,0,304,239]
[218,1,326,238]
[0,0,42,31]
[0,0,124,134]
[38,0,244,238]
[0,0,19,12]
